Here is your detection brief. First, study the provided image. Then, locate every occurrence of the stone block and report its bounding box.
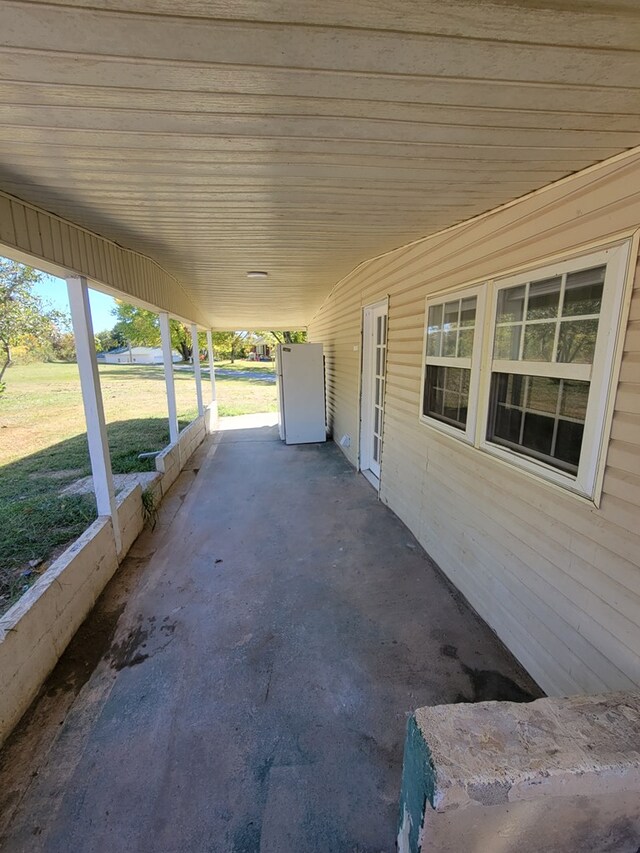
[398,692,640,853]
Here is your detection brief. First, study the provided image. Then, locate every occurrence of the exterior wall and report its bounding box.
[0,189,206,326]
[308,149,640,697]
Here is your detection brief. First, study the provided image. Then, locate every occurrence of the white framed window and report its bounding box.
[420,284,486,443]
[419,240,633,500]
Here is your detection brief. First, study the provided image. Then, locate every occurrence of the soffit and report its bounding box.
[0,0,639,329]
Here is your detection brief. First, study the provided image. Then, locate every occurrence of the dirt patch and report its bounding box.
[45,602,127,697]
[108,624,150,670]
[455,663,540,704]
[60,471,158,497]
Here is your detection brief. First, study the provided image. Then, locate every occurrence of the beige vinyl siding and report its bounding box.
[0,190,206,325]
[309,149,640,697]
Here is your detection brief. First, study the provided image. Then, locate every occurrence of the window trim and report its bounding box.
[419,283,486,444]
[418,238,635,503]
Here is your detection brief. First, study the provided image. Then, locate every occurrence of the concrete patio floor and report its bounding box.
[0,414,542,853]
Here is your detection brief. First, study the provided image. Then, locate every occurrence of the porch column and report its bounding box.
[66,276,121,552]
[191,323,204,416]
[206,330,217,403]
[159,311,179,444]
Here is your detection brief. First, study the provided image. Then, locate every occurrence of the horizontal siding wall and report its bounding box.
[0,189,206,325]
[309,149,640,697]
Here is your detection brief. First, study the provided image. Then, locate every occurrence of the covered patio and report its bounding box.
[1,2,639,848]
[0,415,540,852]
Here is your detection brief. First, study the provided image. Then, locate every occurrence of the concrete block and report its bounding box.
[398,692,640,853]
[157,442,180,494]
[205,401,218,433]
[116,483,145,558]
[155,441,179,475]
[177,415,206,467]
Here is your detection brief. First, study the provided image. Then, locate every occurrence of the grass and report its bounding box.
[0,360,277,613]
[210,359,277,415]
[215,358,275,373]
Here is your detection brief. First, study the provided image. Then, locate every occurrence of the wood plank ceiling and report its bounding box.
[0,0,639,328]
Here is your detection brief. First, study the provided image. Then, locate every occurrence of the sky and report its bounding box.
[34,274,118,332]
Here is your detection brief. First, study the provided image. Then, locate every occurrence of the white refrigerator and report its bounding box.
[276,343,326,444]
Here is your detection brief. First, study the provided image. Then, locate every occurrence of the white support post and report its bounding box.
[159,311,179,444]
[191,323,204,417]
[66,276,121,553]
[206,330,217,403]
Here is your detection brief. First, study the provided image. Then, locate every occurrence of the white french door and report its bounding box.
[360,299,388,482]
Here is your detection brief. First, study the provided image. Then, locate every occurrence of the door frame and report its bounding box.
[359,297,389,487]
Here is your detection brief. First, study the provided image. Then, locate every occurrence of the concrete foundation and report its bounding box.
[398,692,640,853]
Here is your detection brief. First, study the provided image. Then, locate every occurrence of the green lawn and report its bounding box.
[215,358,275,373]
[0,360,277,613]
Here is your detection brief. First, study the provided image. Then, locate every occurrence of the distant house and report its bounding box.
[249,337,272,360]
[97,346,181,365]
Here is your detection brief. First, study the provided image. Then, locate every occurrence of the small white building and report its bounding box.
[98,346,181,365]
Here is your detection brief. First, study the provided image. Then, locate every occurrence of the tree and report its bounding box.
[269,330,307,344]
[95,329,123,353]
[171,321,195,363]
[111,302,160,348]
[0,259,50,387]
[210,331,251,362]
[111,301,200,362]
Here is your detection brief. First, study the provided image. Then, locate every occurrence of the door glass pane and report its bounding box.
[374,407,379,434]
[527,276,561,320]
[556,319,599,364]
[563,266,605,317]
[376,347,381,375]
[375,377,381,405]
[523,322,555,361]
[496,285,525,323]
[373,435,379,462]
[376,315,382,344]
